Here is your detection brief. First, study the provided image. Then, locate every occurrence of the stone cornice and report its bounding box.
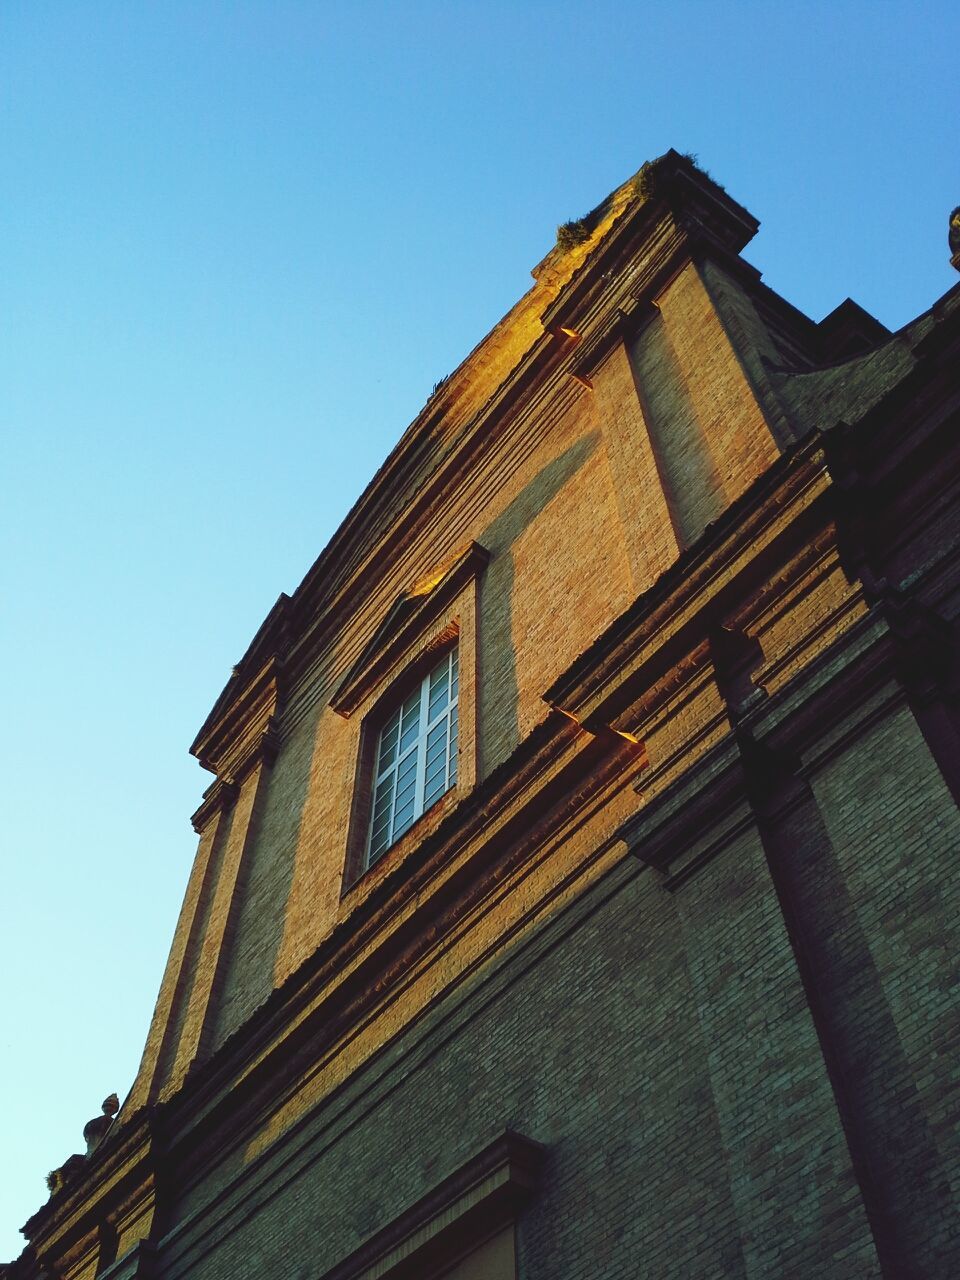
[741,593,955,764]
[195,325,579,758]
[192,594,289,744]
[156,711,641,1181]
[155,437,842,1174]
[319,1130,545,1280]
[189,777,239,834]
[545,436,830,726]
[618,586,953,886]
[329,542,489,717]
[191,155,760,760]
[282,186,641,641]
[619,735,752,883]
[20,1112,159,1265]
[281,339,578,688]
[190,653,283,783]
[542,150,758,348]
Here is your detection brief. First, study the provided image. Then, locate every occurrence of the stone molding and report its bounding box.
[21,1113,160,1280]
[318,1130,545,1280]
[618,587,949,885]
[99,1240,158,1280]
[153,709,633,1158]
[330,542,489,718]
[191,656,283,781]
[189,155,759,770]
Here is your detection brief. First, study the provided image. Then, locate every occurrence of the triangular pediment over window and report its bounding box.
[330,542,489,718]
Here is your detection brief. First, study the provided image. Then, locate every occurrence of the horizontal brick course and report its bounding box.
[15,155,960,1280]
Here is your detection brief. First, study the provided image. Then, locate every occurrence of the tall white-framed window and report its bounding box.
[366,647,459,868]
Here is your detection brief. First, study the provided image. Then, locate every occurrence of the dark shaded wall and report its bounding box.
[148,686,960,1279]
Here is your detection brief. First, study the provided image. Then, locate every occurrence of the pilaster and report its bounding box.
[619,587,960,1278]
[129,620,286,1107]
[164,755,272,1089]
[126,803,231,1112]
[552,151,789,557]
[622,741,882,1278]
[590,336,681,591]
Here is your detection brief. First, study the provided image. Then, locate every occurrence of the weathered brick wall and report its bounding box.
[807,697,960,1273]
[152,679,960,1280]
[128,171,802,1103]
[629,263,781,549]
[206,384,636,1052]
[672,821,880,1277]
[21,164,960,1280]
[590,338,680,592]
[204,698,323,1053]
[153,803,895,1280]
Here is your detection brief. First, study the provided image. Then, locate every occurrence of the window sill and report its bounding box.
[340,785,461,900]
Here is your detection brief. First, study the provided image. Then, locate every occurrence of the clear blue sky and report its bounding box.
[1,0,956,1258]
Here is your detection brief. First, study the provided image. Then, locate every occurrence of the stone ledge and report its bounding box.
[319,1130,546,1280]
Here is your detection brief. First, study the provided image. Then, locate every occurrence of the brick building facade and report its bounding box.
[7,151,960,1278]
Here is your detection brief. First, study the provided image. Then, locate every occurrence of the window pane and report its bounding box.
[393,798,416,839]
[365,648,460,867]
[369,770,395,856]
[429,660,449,693]
[372,771,393,808]
[369,818,391,859]
[424,721,449,807]
[369,793,393,860]
[371,805,393,842]
[425,723,448,771]
[424,774,446,809]
[425,717,447,757]
[371,779,393,824]
[370,834,392,863]
[428,664,449,720]
[425,776,449,808]
[377,708,401,772]
[398,717,421,755]
[401,688,421,728]
[424,748,446,784]
[394,750,417,793]
[392,743,418,838]
[428,686,449,722]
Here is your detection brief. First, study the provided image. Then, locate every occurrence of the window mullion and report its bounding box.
[385,760,399,848]
[443,707,451,792]
[367,731,399,865]
[448,650,458,791]
[414,673,429,820]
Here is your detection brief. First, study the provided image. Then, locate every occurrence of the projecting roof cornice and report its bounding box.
[190,593,290,781]
[190,152,763,754]
[540,149,758,344]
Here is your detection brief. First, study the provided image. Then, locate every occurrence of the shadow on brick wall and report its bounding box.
[478,431,598,775]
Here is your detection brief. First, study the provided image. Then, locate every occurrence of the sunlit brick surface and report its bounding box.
[16,152,960,1280]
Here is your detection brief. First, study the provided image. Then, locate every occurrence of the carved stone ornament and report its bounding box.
[82,1092,120,1156]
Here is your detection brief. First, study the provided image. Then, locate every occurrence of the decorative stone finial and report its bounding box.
[950,206,960,272]
[82,1093,120,1157]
